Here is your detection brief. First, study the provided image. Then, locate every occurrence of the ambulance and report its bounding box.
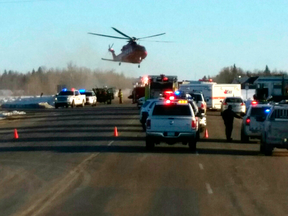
[179,83,241,110]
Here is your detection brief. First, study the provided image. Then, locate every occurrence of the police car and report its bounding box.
[79,90,97,106]
[145,99,198,151]
[140,98,164,131]
[241,102,272,142]
[260,101,288,156]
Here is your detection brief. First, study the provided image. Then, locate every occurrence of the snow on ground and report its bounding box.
[0,110,26,120]
[0,95,55,109]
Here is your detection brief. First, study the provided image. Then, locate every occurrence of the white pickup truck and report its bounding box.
[55,89,86,108]
[260,102,288,155]
[145,99,198,151]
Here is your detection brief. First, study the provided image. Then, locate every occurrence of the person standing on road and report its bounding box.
[118,89,123,104]
[221,105,242,141]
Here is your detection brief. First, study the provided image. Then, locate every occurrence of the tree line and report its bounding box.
[208,65,287,84]
[0,64,136,96]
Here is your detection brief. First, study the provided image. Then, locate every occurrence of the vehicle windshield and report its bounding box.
[58,91,73,96]
[250,107,271,117]
[226,98,243,103]
[189,93,202,101]
[152,105,191,116]
[83,92,93,96]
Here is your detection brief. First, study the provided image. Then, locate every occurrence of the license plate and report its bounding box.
[167,132,174,136]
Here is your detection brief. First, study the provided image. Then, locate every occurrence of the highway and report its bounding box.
[0,104,287,216]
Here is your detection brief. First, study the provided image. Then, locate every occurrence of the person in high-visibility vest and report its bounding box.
[118,89,123,104]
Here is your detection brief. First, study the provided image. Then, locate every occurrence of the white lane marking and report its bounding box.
[108,141,114,146]
[199,163,204,170]
[206,183,213,194]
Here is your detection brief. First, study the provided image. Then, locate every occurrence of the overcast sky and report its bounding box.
[1,0,287,80]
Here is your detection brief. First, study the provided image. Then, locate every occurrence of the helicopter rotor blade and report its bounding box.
[111,27,133,40]
[88,32,127,40]
[139,39,174,43]
[138,33,166,40]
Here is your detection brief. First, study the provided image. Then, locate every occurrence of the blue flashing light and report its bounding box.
[265,109,270,113]
[62,88,67,91]
[175,90,180,95]
[79,89,86,93]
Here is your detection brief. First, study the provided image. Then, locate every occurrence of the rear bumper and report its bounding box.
[265,137,288,149]
[146,131,196,143]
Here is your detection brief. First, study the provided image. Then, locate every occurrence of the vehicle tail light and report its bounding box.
[241,102,245,106]
[192,119,197,129]
[223,102,227,105]
[166,100,171,104]
[146,119,151,129]
[245,117,250,125]
[169,96,175,100]
[251,101,257,105]
[201,103,204,108]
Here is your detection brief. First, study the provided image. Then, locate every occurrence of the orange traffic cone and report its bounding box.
[14,129,19,139]
[114,127,118,137]
[204,129,208,138]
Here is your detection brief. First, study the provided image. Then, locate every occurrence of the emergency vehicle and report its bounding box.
[179,83,241,110]
[144,74,178,100]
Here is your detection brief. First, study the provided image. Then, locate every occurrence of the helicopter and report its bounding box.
[88,27,166,68]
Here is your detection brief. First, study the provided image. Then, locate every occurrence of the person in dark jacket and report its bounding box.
[221,105,242,141]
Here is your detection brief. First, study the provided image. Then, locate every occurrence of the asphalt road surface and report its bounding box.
[0,104,287,216]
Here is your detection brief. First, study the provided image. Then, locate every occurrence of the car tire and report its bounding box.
[188,140,197,151]
[146,137,154,150]
[260,140,273,156]
[55,105,58,109]
[241,129,249,143]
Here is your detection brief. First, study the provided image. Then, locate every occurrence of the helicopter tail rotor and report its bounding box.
[108,43,114,52]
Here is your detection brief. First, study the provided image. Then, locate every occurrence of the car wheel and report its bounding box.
[55,105,58,109]
[241,129,249,143]
[188,140,197,152]
[264,143,273,156]
[146,137,155,150]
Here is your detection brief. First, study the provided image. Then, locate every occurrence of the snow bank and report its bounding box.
[0,110,26,120]
[0,95,55,109]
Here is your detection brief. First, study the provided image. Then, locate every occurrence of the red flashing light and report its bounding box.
[169,96,175,100]
[251,101,258,105]
[166,100,171,104]
[165,91,173,94]
[71,88,75,91]
[209,79,213,82]
[163,77,168,81]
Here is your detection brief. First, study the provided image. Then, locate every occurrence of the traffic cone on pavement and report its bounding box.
[114,127,118,137]
[14,129,19,139]
[204,128,208,138]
